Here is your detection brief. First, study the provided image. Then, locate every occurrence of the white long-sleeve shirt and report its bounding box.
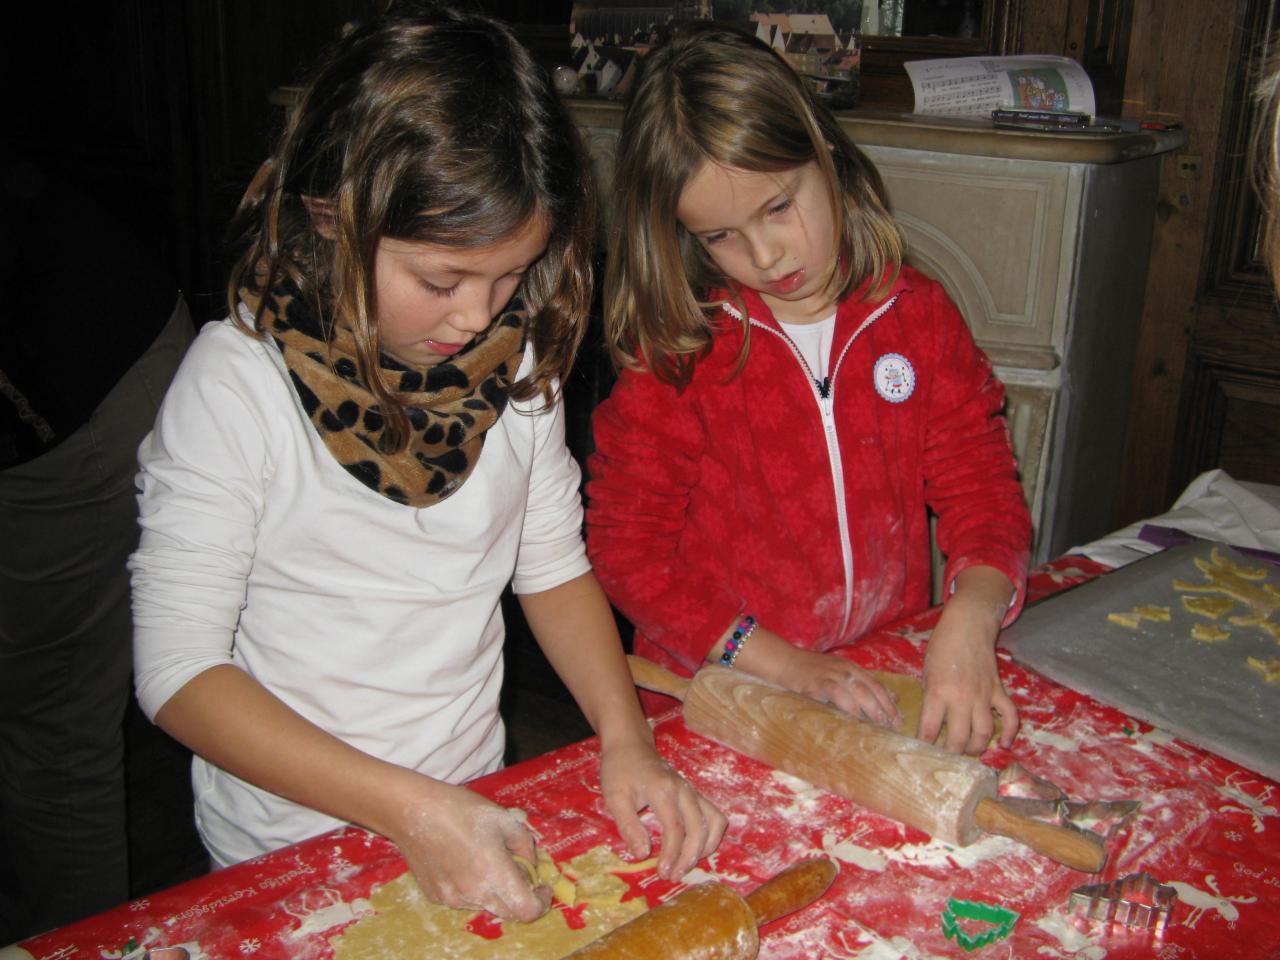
[130,318,590,865]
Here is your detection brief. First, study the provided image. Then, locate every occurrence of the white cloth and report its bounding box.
[130,319,590,865]
[1071,469,1280,568]
[777,312,836,387]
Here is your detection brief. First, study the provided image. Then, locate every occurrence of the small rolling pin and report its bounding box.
[631,657,1106,873]
[565,858,837,959]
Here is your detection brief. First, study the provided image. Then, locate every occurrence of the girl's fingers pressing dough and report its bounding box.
[601,756,727,882]
[827,668,899,727]
[962,704,995,756]
[644,784,688,880]
[993,689,1020,748]
[501,811,541,867]
[610,800,653,861]
[673,781,725,877]
[489,867,553,923]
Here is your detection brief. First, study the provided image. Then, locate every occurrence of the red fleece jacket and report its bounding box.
[586,267,1032,684]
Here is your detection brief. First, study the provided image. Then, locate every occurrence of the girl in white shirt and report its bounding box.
[129,1,724,923]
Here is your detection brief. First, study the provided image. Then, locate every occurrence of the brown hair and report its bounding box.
[226,1,595,450]
[604,21,902,387]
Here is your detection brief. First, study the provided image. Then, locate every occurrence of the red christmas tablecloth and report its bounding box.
[13,556,1280,960]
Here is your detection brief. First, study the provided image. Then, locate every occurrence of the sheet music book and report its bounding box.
[904,55,1097,119]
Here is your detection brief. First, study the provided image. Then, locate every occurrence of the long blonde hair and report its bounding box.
[605,21,902,388]
[226,1,596,451]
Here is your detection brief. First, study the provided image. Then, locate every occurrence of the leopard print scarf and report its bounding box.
[243,280,526,507]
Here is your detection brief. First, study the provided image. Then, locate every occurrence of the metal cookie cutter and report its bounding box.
[996,764,1140,841]
[1069,872,1178,933]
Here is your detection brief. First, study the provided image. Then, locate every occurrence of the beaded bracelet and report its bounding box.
[719,614,757,668]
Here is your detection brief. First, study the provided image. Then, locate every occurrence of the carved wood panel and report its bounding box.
[1172,0,1280,492]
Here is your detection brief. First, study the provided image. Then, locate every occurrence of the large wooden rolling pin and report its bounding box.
[631,657,1106,872]
[565,858,837,959]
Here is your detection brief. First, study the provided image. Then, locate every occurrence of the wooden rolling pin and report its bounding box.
[565,858,837,959]
[631,657,1106,873]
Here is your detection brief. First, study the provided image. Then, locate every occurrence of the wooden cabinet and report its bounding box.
[569,102,1181,562]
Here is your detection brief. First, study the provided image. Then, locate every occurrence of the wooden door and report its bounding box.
[1112,0,1280,524]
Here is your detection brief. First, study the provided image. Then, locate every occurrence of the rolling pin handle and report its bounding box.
[974,797,1107,873]
[743,858,838,927]
[627,655,692,701]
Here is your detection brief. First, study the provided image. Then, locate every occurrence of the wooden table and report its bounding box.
[10,557,1280,959]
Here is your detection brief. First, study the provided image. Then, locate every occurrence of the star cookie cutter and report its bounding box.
[1069,872,1177,933]
[940,897,1019,951]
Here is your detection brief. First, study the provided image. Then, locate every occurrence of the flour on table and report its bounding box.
[1034,909,1106,958]
[771,770,821,796]
[821,830,887,872]
[828,917,949,960]
[1022,726,1078,752]
[329,846,650,959]
[1122,724,1183,760]
[883,832,1018,869]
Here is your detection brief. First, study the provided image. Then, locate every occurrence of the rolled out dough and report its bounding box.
[329,846,651,959]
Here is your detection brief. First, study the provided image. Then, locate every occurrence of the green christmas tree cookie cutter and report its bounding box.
[940,897,1020,951]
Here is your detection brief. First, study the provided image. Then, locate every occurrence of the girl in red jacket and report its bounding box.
[585,22,1033,755]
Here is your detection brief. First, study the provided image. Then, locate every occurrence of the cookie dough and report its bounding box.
[330,847,653,959]
[873,670,1000,748]
[1191,622,1231,644]
[1182,595,1236,619]
[1247,656,1280,683]
[1106,605,1170,629]
[1174,548,1280,640]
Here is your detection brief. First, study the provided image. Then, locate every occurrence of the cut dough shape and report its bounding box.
[1231,615,1280,640]
[513,849,578,907]
[1173,548,1280,640]
[1182,595,1236,619]
[330,846,651,959]
[872,670,999,749]
[1106,611,1142,629]
[1106,605,1171,629]
[1191,622,1231,644]
[1247,657,1280,683]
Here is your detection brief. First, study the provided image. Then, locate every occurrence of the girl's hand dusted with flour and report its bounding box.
[920,566,1020,755]
[382,776,551,922]
[706,621,901,727]
[598,734,726,881]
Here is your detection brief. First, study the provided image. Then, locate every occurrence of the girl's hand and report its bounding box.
[382,772,552,922]
[598,736,727,882]
[730,624,900,726]
[920,567,1020,754]
[775,647,901,726]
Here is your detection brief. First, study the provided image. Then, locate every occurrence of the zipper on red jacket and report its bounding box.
[723,294,900,639]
